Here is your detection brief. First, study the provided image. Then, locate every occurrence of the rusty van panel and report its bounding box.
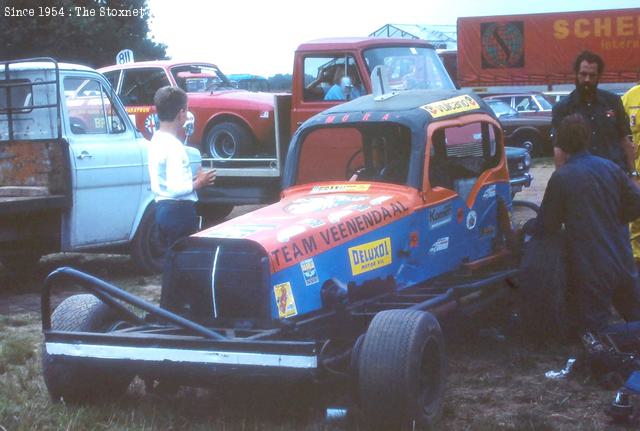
[0,140,68,196]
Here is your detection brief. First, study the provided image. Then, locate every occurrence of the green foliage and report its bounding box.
[0,0,166,68]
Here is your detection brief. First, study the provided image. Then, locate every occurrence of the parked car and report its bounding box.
[485,99,552,156]
[484,92,553,115]
[542,91,570,105]
[99,61,275,159]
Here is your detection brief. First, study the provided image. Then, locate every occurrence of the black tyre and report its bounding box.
[0,252,42,273]
[358,310,447,430]
[205,122,255,159]
[199,204,234,228]
[131,204,165,274]
[514,132,542,156]
[42,294,133,403]
[516,232,574,341]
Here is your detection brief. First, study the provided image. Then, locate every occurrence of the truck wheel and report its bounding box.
[514,132,542,156]
[42,294,133,404]
[205,122,255,159]
[0,252,42,273]
[358,310,447,430]
[199,204,234,228]
[131,205,165,274]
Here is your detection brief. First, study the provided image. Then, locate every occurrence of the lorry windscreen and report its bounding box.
[363,47,455,91]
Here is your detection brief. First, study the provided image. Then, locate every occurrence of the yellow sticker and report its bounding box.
[273,282,298,319]
[126,106,152,113]
[310,184,370,194]
[420,95,480,118]
[348,237,392,276]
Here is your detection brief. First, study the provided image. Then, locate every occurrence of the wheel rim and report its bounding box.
[417,337,442,415]
[211,131,237,159]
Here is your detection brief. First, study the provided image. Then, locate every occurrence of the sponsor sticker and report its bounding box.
[284,195,367,215]
[310,184,370,194]
[429,237,449,254]
[482,185,496,200]
[126,106,152,114]
[328,210,353,223]
[480,225,496,237]
[466,210,478,230]
[277,225,307,243]
[369,195,393,205]
[144,113,159,134]
[273,282,297,319]
[203,224,274,239]
[299,218,325,228]
[300,258,319,286]
[429,203,453,229]
[420,95,480,118]
[348,237,392,276]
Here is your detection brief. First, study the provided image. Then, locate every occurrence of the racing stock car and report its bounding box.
[42,87,531,429]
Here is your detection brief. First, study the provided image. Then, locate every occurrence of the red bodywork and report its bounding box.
[457,8,640,88]
[98,61,275,147]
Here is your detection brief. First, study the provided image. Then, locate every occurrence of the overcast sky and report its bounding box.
[147,0,639,77]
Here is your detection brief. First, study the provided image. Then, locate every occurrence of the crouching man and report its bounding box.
[540,113,640,332]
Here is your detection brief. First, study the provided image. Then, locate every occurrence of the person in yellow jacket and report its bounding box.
[623,82,640,264]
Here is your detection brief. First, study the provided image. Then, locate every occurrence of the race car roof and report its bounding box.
[314,89,492,124]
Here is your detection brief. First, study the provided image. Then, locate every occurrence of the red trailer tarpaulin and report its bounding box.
[457,8,640,87]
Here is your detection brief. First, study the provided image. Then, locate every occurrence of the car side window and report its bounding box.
[103,70,120,92]
[120,68,170,106]
[514,96,537,112]
[429,122,500,199]
[63,77,126,135]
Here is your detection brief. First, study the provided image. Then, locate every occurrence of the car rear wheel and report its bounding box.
[205,122,255,159]
[358,309,447,430]
[42,294,134,404]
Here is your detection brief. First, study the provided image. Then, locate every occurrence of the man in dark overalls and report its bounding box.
[541,113,640,332]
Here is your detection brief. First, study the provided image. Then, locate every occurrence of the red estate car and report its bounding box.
[99,61,275,158]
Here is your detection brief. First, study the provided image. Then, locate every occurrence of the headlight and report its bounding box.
[524,152,532,168]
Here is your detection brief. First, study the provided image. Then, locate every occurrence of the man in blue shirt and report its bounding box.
[541,113,640,332]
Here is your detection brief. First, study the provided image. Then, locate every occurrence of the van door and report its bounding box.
[62,74,144,249]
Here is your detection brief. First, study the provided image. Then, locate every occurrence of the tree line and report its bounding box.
[0,0,165,68]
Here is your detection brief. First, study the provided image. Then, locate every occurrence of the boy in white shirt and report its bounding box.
[148,86,216,254]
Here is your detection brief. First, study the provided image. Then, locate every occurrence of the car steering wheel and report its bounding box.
[345,149,364,179]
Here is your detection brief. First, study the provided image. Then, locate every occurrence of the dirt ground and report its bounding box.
[1,159,635,430]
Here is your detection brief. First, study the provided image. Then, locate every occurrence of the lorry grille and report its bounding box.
[165,237,271,321]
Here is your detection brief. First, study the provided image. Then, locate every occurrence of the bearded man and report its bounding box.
[551,50,634,174]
